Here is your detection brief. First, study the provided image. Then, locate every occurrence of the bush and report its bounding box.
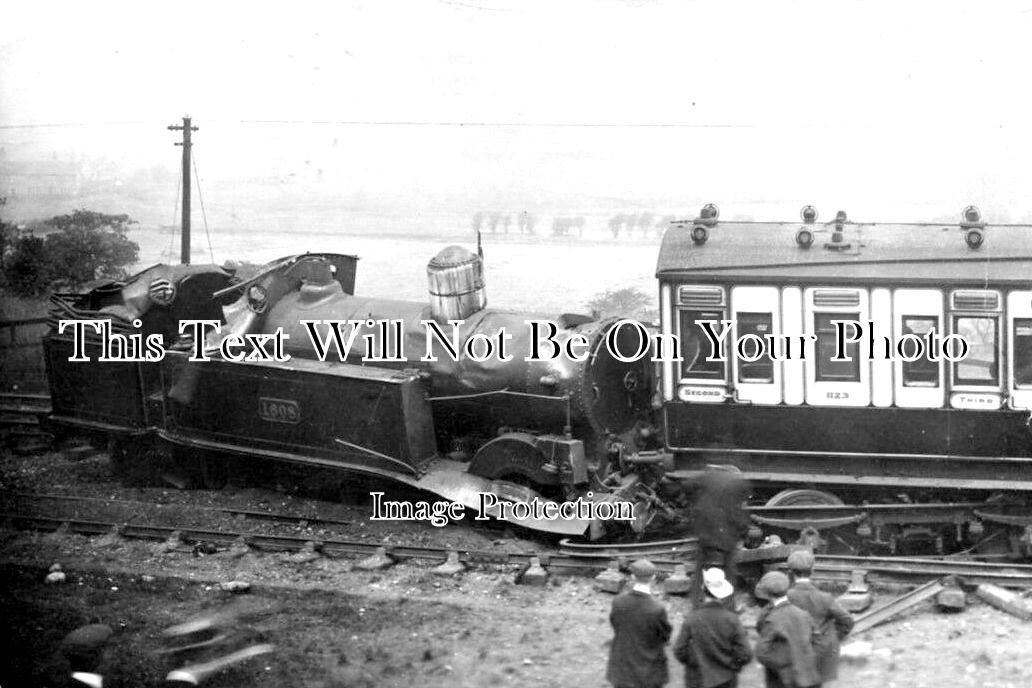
[43,210,139,289]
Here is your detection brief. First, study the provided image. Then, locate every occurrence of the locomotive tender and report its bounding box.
[43,247,655,537]
[657,205,1032,555]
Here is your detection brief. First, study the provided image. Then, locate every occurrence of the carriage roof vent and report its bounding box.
[677,286,725,308]
[813,288,860,308]
[951,290,1000,311]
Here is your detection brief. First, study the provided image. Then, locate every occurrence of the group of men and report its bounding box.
[607,464,853,688]
[607,551,855,688]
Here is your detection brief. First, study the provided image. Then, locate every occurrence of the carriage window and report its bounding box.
[679,309,726,380]
[901,316,939,387]
[1013,319,1032,388]
[953,316,999,386]
[814,312,860,382]
[736,312,774,383]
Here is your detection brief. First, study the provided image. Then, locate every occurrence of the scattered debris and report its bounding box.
[662,563,691,595]
[974,583,1032,621]
[354,545,393,570]
[155,530,185,555]
[94,524,125,548]
[935,584,967,613]
[44,570,66,584]
[852,579,945,635]
[225,536,252,559]
[840,640,873,662]
[595,560,625,594]
[518,557,548,586]
[837,569,873,613]
[218,580,251,593]
[432,551,465,576]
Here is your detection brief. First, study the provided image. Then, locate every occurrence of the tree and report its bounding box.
[585,287,657,323]
[43,210,139,288]
[5,232,51,295]
[0,197,14,274]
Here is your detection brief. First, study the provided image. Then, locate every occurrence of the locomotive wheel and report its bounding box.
[760,489,864,555]
[764,489,844,507]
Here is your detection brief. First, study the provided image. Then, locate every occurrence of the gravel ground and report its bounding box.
[4,446,1032,688]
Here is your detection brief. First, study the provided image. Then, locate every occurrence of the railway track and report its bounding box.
[0,392,52,444]
[4,508,1032,588]
[0,490,353,528]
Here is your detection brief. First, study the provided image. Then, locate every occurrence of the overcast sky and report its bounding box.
[4,1,1032,222]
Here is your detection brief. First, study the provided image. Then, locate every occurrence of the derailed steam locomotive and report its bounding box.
[44,246,657,537]
[44,203,1032,553]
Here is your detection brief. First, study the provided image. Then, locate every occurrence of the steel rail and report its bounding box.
[0,513,692,574]
[0,491,354,528]
[558,536,699,559]
[5,512,1032,587]
[816,554,1032,587]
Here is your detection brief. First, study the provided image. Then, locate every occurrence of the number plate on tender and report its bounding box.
[259,397,300,424]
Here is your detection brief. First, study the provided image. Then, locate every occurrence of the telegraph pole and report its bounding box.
[167,116,198,264]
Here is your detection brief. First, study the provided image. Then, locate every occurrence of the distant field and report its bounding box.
[132,225,662,316]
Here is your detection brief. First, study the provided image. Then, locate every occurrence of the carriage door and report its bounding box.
[1007,291,1032,410]
[730,286,782,404]
[949,290,1003,410]
[804,287,870,406]
[675,285,729,403]
[893,289,945,408]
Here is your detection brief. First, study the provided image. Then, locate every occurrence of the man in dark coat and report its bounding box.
[607,559,673,688]
[786,550,854,683]
[754,571,821,688]
[688,464,751,605]
[673,567,752,688]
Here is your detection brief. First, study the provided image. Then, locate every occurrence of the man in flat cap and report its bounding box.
[754,571,820,688]
[607,559,672,688]
[786,550,854,684]
[59,623,113,688]
[673,567,752,688]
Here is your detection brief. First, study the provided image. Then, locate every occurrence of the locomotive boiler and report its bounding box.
[44,245,657,537]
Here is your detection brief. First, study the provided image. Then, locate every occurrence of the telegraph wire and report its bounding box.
[165,170,182,262]
[191,153,216,265]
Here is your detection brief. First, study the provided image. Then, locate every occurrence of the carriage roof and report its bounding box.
[656,220,1032,286]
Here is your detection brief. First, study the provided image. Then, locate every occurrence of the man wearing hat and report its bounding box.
[687,464,751,606]
[673,567,752,688]
[786,550,854,684]
[754,571,821,688]
[59,624,113,688]
[606,559,672,688]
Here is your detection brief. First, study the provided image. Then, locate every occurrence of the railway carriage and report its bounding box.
[655,205,1032,555]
